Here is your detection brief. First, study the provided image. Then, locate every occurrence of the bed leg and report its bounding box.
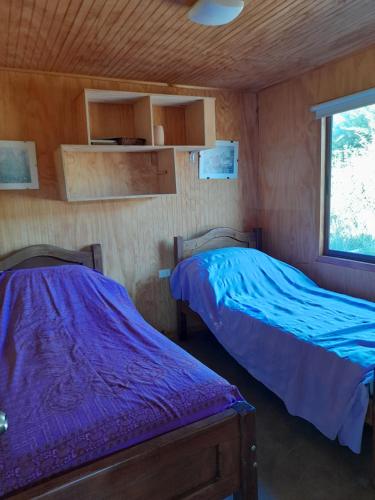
[177,301,188,341]
[233,401,258,500]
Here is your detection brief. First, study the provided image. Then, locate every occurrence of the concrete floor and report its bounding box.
[178,331,374,500]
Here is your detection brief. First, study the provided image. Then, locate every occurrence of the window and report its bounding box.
[323,101,375,263]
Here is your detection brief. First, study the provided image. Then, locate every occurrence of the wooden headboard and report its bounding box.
[0,244,103,273]
[174,227,262,264]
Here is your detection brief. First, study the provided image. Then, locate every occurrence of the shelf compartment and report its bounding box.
[55,146,176,202]
[88,96,153,145]
[152,98,215,147]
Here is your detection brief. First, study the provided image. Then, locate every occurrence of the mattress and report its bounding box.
[171,247,375,453]
[0,265,242,496]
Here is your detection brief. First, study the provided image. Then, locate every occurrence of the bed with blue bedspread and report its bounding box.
[171,246,375,453]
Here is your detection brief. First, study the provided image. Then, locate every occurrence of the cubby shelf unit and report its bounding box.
[75,89,216,151]
[56,89,216,202]
[55,145,177,202]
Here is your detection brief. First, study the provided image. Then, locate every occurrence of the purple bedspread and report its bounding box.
[0,265,242,496]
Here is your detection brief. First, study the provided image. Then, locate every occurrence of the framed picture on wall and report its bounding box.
[0,141,39,190]
[199,140,239,180]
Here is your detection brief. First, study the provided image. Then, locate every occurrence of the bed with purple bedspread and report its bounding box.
[0,265,242,496]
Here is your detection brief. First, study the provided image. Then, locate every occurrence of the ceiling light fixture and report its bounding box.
[188,0,244,26]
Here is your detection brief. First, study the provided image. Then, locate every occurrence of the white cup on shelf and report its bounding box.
[153,125,165,146]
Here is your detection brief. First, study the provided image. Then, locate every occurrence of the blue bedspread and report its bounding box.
[171,248,375,452]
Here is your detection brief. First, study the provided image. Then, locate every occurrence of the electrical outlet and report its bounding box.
[159,268,171,279]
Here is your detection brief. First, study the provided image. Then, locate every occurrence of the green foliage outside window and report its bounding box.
[329,103,375,257]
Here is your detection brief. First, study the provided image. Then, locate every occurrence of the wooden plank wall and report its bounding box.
[0,69,258,334]
[258,45,375,301]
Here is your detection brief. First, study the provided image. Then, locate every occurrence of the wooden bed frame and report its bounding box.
[173,226,375,485]
[1,243,258,500]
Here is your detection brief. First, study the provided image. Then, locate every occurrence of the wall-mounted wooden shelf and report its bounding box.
[56,89,216,202]
[75,89,216,151]
[55,145,177,202]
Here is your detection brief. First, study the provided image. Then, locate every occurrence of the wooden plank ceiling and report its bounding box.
[1,0,375,91]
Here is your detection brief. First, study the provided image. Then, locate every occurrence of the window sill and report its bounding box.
[316,255,375,273]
